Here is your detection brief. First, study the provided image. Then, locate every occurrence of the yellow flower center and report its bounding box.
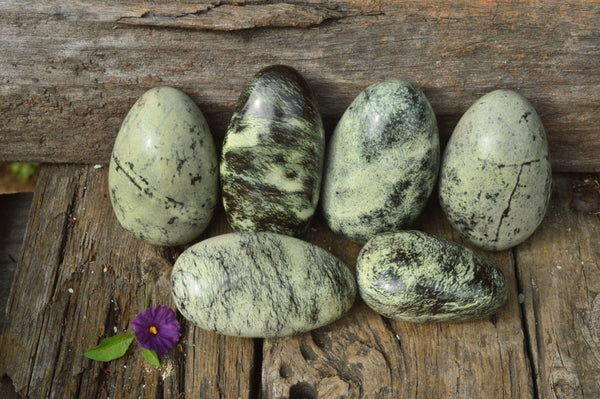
[149,325,158,335]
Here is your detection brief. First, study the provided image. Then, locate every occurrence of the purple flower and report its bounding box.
[132,305,181,357]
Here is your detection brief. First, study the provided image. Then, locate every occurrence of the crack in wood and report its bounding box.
[25,327,46,398]
[46,298,72,397]
[251,338,264,399]
[379,316,404,355]
[155,375,165,399]
[371,319,396,386]
[73,371,84,399]
[93,294,121,395]
[51,171,83,302]
[117,2,382,31]
[512,247,540,399]
[377,315,407,388]
[175,317,187,399]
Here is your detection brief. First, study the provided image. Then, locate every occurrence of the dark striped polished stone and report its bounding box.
[321,80,439,244]
[221,65,324,236]
[357,231,507,322]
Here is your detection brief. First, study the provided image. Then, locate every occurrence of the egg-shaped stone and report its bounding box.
[321,81,439,244]
[109,86,218,246]
[171,232,356,337]
[221,65,325,236]
[439,90,552,251]
[357,231,508,322]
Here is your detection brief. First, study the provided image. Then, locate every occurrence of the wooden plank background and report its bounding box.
[0,193,32,332]
[516,177,600,399]
[1,1,600,397]
[1,166,599,398]
[0,0,599,171]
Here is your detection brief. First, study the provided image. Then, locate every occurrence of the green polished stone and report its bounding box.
[221,65,325,236]
[171,232,356,337]
[321,80,439,244]
[439,90,552,251]
[357,231,507,322]
[108,87,218,246]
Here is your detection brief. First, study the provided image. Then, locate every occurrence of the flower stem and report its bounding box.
[145,272,150,309]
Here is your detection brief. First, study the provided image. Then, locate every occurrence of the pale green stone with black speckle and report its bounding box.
[439,89,552,251]
[221,65,324,236]
[171,232,356,337]
[109,86,218,246]
[321,80,439,244]
[357,231,508,322]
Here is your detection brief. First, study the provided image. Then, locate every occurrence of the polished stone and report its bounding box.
[321,80,439,244]
[221,65,324,236]
[109,87,218,246]
[439,89,552,251]
[171,232,356,337]
[357,231,508,322]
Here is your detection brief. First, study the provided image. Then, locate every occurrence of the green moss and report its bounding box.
[10,162,39,182]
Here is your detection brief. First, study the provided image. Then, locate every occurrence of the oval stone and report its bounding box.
[109,87,218,246]
[321,81,439,244]
[439,89,552,251]
[357,231,508,322]
[171,232,356,337]
[221,65,325,236]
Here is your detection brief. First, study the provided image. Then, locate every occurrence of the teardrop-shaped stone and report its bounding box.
[221,65,325,236]
[321,81,439,244]
[109,87,218,246]
[439,89,552,251]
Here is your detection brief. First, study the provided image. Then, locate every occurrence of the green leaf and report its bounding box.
[141,348,161,367]
[84,333,135,362]
[10,162,39,182]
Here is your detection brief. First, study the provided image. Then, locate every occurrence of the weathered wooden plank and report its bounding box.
[0,1,599,171]
[3,164,599,397]
[515,175,600,398]
[262,204,533,398]
[0,193,32,399]
[0,164,256,398]
[0,193,32,331]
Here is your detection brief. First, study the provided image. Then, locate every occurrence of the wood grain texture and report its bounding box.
[0,193,32,332]
[0,164,256,398]
[118,3,356,31]
[262,202,533,398]
[0,1,599,171]
[515,175,600,398]
[2,164,599,398]
[0,193,33,399]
